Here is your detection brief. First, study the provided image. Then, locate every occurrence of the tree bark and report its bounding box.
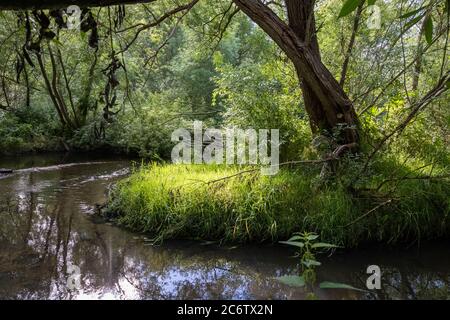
[285,0,326,134]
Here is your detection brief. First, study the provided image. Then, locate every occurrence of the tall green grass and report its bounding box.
[107,163,450,247]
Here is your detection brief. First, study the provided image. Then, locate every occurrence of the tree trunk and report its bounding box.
[234,0,360,147]
[285,0,326,134]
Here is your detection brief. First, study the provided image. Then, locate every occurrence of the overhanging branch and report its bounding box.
[0,0,155,10]
[116,0,199,54]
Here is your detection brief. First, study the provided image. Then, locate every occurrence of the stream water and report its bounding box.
[0,153,448,300]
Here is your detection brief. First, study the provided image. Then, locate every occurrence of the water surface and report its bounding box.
[0,153,448,299]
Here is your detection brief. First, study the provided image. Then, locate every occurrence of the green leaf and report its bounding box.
[376,110,388,120]
[403,13,426,33]
[367,0,376,5]
[338,0,362,18]
[398,6,425,19]
[303,259,322,267]
[424,16,433,45]
[319,281,366,292]
[275,275,306,287]
[305,234,319,241]
[311,242,339,249]
[287,235,302,242]
[51,38,64,47]
[279,240,304,248]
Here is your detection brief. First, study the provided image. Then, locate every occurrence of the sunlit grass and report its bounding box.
[107,162,450,246]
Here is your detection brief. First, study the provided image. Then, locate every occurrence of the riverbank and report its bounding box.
[1,153,449,299]
[0,140,135,157]
[106,163,450,247]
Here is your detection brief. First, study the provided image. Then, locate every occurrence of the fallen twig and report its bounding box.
[341,199,393,228]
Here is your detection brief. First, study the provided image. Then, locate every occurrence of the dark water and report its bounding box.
[0,153,448,300]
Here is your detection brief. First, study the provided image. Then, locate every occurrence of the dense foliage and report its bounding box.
[0,0,448,244]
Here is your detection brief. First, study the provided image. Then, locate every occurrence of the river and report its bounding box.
[0,153,448,299]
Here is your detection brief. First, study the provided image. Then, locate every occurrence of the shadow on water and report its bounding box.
[0,153,448,300]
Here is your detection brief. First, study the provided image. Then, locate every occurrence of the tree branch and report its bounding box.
[339,2,363,87]
[116,0,199,54]
[360,71,450,174]
[342,199,393,228]
[0,0,156,10]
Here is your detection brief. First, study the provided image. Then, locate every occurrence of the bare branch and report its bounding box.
[116,0,199,54]
[339,2,364,87]
[360,71,450,174]
[342,199,393,228]
[358,24,449,115]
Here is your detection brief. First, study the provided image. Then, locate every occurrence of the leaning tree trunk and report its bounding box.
[234,0,360,148]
